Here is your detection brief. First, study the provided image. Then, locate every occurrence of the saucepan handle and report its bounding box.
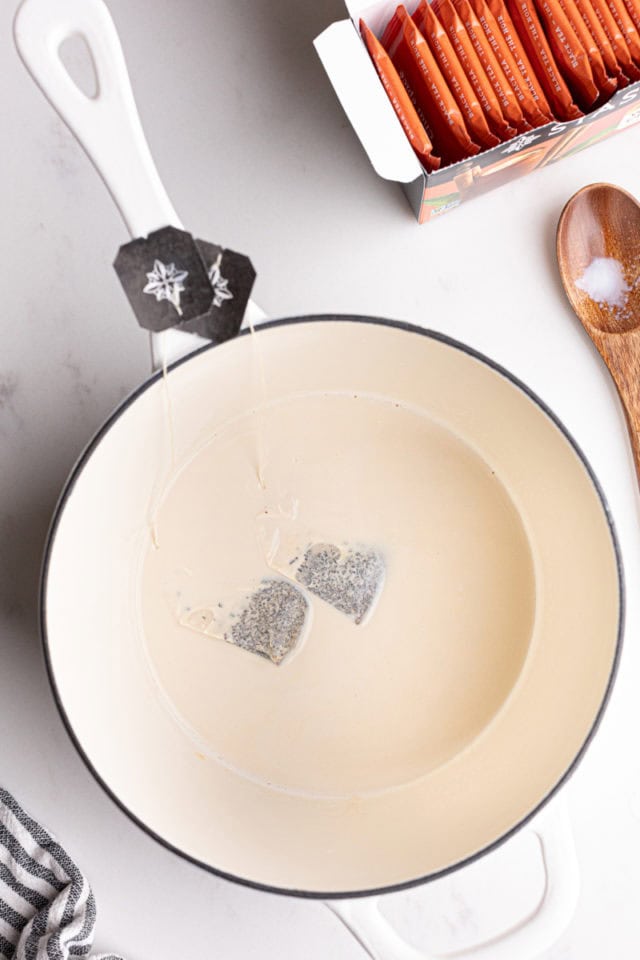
[13,0,264,367]
[327,796,579,960]
[14,0,180,239]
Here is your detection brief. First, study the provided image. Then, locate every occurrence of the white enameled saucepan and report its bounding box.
[14,0,622,958]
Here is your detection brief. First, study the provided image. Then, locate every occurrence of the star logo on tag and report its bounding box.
[208,253,234,308]
[143,259,189,315]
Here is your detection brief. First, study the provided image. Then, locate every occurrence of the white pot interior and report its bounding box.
[44,318,621,894]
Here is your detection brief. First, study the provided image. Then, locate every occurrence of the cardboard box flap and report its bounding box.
[314,20,422,183]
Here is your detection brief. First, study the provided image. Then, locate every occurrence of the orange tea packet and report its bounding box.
[603,0,640,62]
[505,0,583,119]
[621,0,640,31]
[453,0,532,130]
[382,5,481,163]
[485,0,555,116]
[360,20,441,171]
[412,0,500,148]
[467,0,551,125]
[590,0,640,77]
[533,0,600,107]
[556,0,618,96]
[432,0,518,139]
[572,0,626,82]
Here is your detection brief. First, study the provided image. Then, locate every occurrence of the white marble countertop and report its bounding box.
[2,0,640,956]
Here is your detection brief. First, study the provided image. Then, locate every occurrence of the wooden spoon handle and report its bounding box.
[619,399,640,488]
[591,328,640,485]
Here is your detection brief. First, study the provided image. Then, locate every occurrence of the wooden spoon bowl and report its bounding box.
[557,183,640,478]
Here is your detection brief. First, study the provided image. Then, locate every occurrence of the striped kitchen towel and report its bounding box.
[0,788,124,960]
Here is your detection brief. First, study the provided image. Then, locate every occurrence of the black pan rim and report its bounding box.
[39,313,625,901]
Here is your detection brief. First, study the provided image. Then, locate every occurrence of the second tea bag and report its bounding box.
[260,518,386,626]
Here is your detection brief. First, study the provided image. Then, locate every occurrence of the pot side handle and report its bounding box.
[327,796,579,960]
[13,0,264,369]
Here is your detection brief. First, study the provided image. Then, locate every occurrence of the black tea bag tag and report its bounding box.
[114,226,256,342]
[113,226,212,332]
[181,240,257,343]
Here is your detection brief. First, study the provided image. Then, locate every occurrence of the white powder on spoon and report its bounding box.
[575,256,631,310]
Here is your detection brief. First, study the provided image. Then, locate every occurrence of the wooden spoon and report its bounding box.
[557,182,640,481]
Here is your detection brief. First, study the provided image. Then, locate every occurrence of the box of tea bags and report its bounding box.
[315,0,640,221]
